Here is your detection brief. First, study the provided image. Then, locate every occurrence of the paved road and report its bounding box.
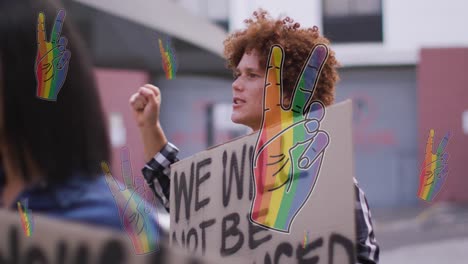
[381,238,468,264]
[373,203,468,263]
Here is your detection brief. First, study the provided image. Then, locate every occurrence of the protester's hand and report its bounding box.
[250,45,330,232]
[129,84,162,128]
[130,84,168,161]
[101,147,159,254]
[35,9,71,101]
[417,129,450,202]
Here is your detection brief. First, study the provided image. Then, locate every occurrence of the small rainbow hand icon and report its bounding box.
[17,199,34,237]
[101,147,159,254]
[158,36,177,80]
[417,129,450,202]
[35,9,71,101]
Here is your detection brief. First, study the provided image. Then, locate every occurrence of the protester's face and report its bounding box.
[231,50,265,131]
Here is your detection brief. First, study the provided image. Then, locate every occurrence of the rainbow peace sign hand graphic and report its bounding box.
[158,36,178,80]
[417,129,450,202]
[35,9,71,101]
[17,198,34,237]
[250,45,330,232]
[101,147,159,254]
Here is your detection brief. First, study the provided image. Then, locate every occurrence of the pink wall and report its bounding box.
[94,68,149,186]
[418,48,468,203]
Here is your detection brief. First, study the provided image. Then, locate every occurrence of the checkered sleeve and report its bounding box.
[354,178,380,264]
[142,142,179,212]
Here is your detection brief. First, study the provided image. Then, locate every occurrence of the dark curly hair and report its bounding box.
[224,9,340,106]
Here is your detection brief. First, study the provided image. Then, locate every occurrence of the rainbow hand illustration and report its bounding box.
[35,9,71,101]
[17,199,34,237]
[417,129,450,202]
[158,36,177,80]
[302,231,309,249]
[101,147,159,254]
[250,45,330,233]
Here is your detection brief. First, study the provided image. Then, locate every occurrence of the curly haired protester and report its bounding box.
[130,10,379,263]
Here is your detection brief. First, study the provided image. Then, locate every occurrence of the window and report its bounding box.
[323,0,383,43]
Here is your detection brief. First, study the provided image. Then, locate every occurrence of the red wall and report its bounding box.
[418,48,468,203]
[95,68,149,185]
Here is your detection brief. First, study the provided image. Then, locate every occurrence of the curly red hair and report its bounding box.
[224,9,340,106]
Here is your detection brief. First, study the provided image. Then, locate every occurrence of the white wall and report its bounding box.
[385,0,468,49]
[229,0,322,31]
[228,0,468,67]
[176,0,229,20]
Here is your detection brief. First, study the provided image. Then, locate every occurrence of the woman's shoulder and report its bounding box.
[62,176,122,230]
[18,174,161,234]
[32,175,123,231]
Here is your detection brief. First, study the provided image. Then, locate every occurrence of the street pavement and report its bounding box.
[372,202,468,263]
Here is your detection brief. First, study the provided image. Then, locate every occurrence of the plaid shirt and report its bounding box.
[142,143,379,263]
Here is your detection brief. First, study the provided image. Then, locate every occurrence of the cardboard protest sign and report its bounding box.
[0,209,219,264]
[170,100,356,263]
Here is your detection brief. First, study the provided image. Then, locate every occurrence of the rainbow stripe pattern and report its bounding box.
[101,148,159,254]
[36,10,71,101]
[114,183,159,255]
[417,129,450,202]
[251,45,330,232]
[158,36,177,79]
[302,231,309,248]
[17,199,34,237]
